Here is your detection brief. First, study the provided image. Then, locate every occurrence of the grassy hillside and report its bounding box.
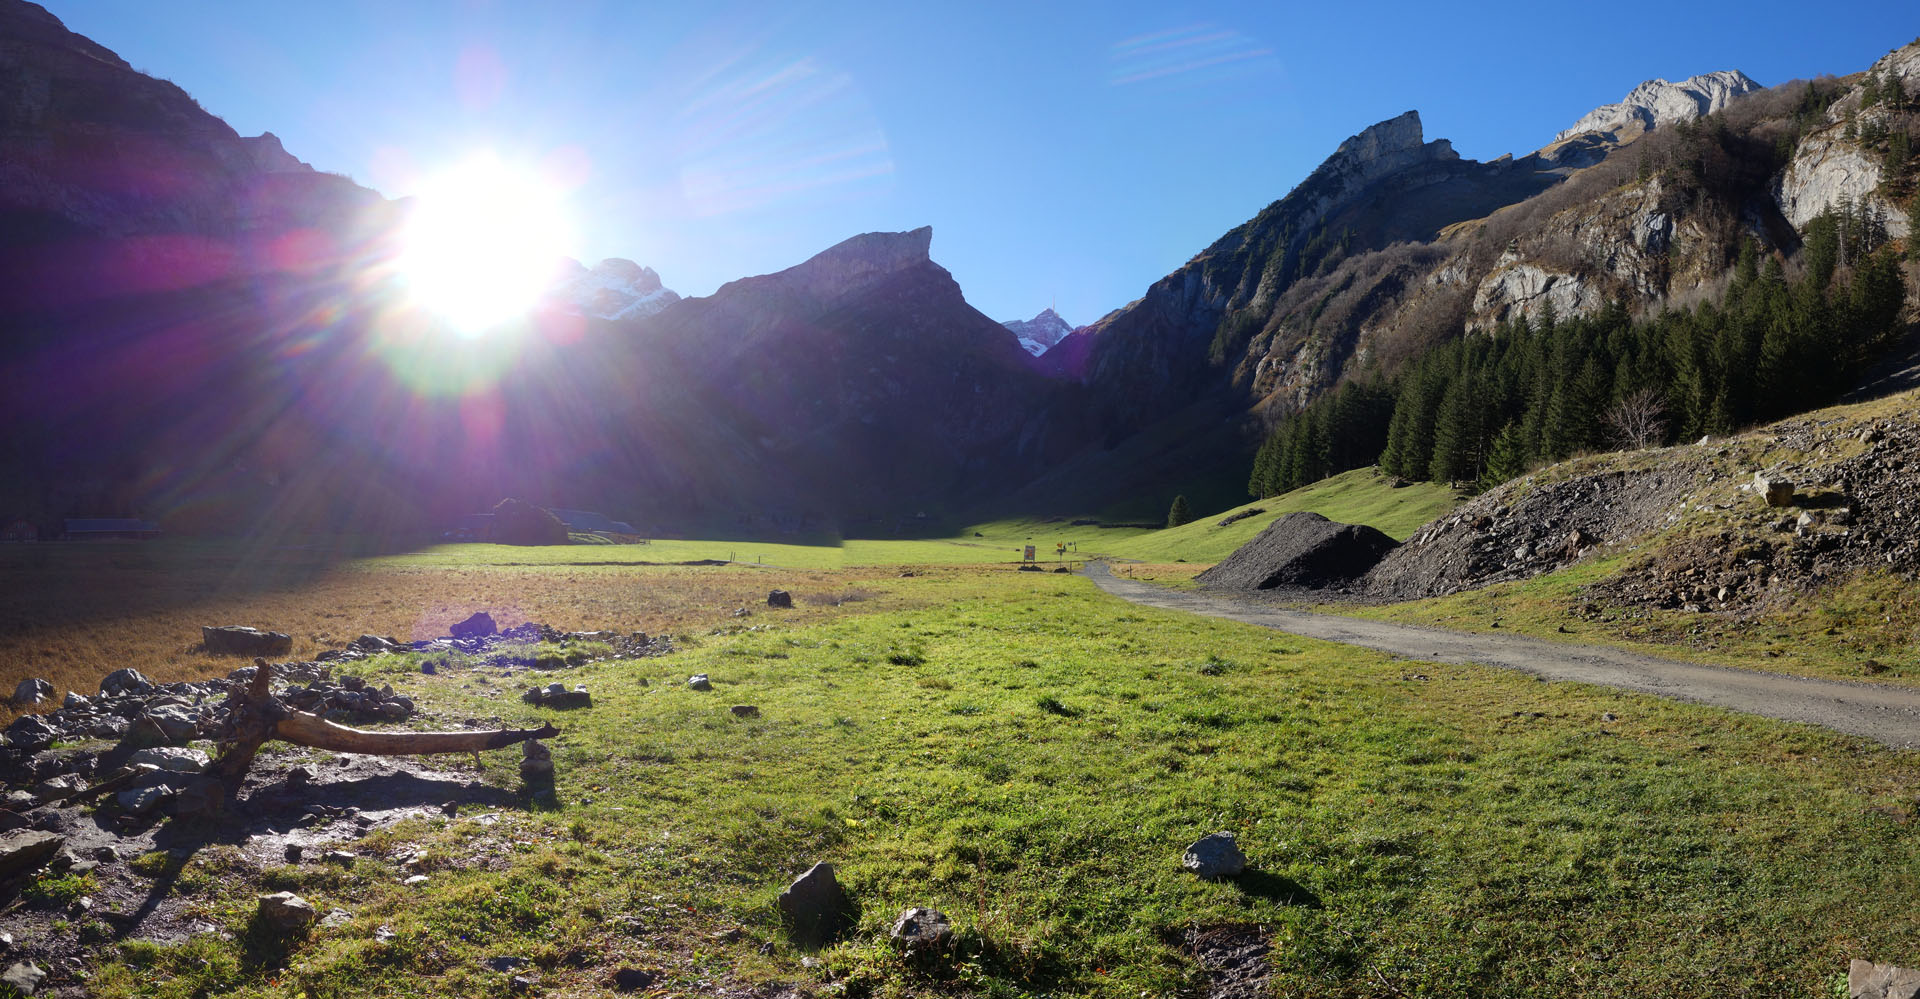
[1106,467,1463,563]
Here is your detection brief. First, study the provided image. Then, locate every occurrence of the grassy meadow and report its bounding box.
[12,467,1920,995]
[39,565,1920,998]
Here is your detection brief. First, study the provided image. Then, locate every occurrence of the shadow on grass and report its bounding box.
[1234,869,1323,908]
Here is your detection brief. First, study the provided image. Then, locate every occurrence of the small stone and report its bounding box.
[450,612,498,640]
[128,747,211,773]
[285,765,316,791]
[509,974,537,992]
[2,961,45,996]
[11,679,53,706]
[520,740,555,782]
[730,705,760,718]
[1602,712,1618,722]
[1753,473,1794,508]
[98,668,153,697]
[403,874,430,886]
[324,850,357,866]
[687,674,713,692]
[767,589,794,609]
[776,861,852,941]
[284,844,304,863]
[257,891,318,932]
[375,925,396,942]
[117,786,172,816]
[890,907,954,956]
[612,967,657,991]
[1850,959,1920,999]
[1182,832,1246,879]
[484,956,527,972]
[320,908,352,929]
[0,829,64,879]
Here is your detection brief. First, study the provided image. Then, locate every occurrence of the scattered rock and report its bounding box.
[1850,959,1920,999]
[284,844,304,863]
[687,674,713,692]
[403,874,430,886]
[116,786,171,817]
[60,691,88,710]
[99,668,153,697]
[521,683,591,709]
[11,678,52,706]
[1753,472,1795,508]
[730,705,760,718]
[202,625,294,657]
[324,850,357,866]
[320,908,353,929]
[612,967,657,991]
[349,634,400,652]
[0,831,66,882]
[777,861,852,941]
[889,907,953,958]
[520,740,555,782]
[767,589,794,608]
[3,715,58,752]
[484,956,527,972]
[171,777,226,823]
[257,891,318,932]
[2,960,45,996]
[1183,832,1247,880]
[129,747,211,773]
[450,612,498,640]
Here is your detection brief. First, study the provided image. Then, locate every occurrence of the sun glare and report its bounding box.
[397,154,572,336]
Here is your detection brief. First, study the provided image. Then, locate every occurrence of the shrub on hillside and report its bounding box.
[489,498,569,546]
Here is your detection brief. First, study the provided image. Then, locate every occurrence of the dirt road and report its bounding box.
[1085,562,1920,748]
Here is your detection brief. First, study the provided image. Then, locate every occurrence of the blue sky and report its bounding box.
[43,0,1917,325]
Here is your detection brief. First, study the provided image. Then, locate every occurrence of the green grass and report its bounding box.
[1105,467,1463,563]
[77,567,1920,998]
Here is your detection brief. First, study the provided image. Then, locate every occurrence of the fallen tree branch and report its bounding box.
[205,658,559,799]
[272,712,558,755]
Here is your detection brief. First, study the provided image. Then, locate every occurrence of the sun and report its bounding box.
[396,154,572,336]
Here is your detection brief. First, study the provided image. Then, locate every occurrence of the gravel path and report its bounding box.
[1085,562,1920,748]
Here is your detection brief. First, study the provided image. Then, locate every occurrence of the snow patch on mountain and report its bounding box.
[551,258,681,320]
[1001,308,1076,356]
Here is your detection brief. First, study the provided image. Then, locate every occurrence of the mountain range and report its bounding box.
[0,0,1914,537]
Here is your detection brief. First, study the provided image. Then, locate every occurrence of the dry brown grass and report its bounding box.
[0,542,931,721]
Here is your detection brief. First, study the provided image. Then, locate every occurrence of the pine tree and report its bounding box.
[1481,422,1530,490]
[1166,495,1192,529]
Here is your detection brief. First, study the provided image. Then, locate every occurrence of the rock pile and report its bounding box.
[1197,512,1398,591]
[1591,415,1920,613]
[1363,464,1694,600]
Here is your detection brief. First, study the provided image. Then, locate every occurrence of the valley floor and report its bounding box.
[6,545,1920,997]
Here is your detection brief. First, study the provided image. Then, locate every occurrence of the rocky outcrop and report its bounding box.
[1772,128,1906,236]
[1470,262,1602,329]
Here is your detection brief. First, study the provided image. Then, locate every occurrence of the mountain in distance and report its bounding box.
[1540,70,1765,166]
[549,258,680,321]
[1001,307,1077,356]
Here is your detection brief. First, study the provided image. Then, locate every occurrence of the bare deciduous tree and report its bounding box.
[1605,387,1669,450]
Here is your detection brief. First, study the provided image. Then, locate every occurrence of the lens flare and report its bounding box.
[397,154,572,336]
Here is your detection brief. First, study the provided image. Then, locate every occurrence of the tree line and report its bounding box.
[1249,206,1909,498]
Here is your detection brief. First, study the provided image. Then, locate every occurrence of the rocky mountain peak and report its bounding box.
[1313,111,1459,187]
[1552,70,1762,144]
[241,132,313,173]
[766,225,936,302]
[1001,307,1076,356]
[550,258,680,321]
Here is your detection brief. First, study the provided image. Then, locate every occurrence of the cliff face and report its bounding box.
[1050,42,1918,516]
